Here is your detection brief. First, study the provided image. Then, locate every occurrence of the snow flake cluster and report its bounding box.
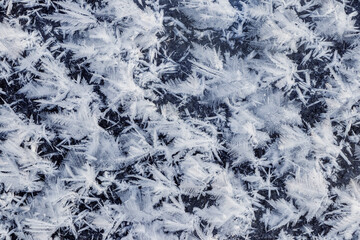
[1,0,360,239]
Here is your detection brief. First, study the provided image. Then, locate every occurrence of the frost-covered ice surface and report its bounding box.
[1,0,360,239]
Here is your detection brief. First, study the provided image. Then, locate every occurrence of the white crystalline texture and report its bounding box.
[180,0,238,30]
[1,0,360,239]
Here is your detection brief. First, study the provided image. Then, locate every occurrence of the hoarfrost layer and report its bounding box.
[1,0,360,239]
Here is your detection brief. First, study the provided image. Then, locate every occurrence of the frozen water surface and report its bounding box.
[1,0,360,239]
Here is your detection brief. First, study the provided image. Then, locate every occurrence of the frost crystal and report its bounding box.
[1,0,360,239]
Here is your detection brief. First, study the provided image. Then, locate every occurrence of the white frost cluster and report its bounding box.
[0,0,360,239]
